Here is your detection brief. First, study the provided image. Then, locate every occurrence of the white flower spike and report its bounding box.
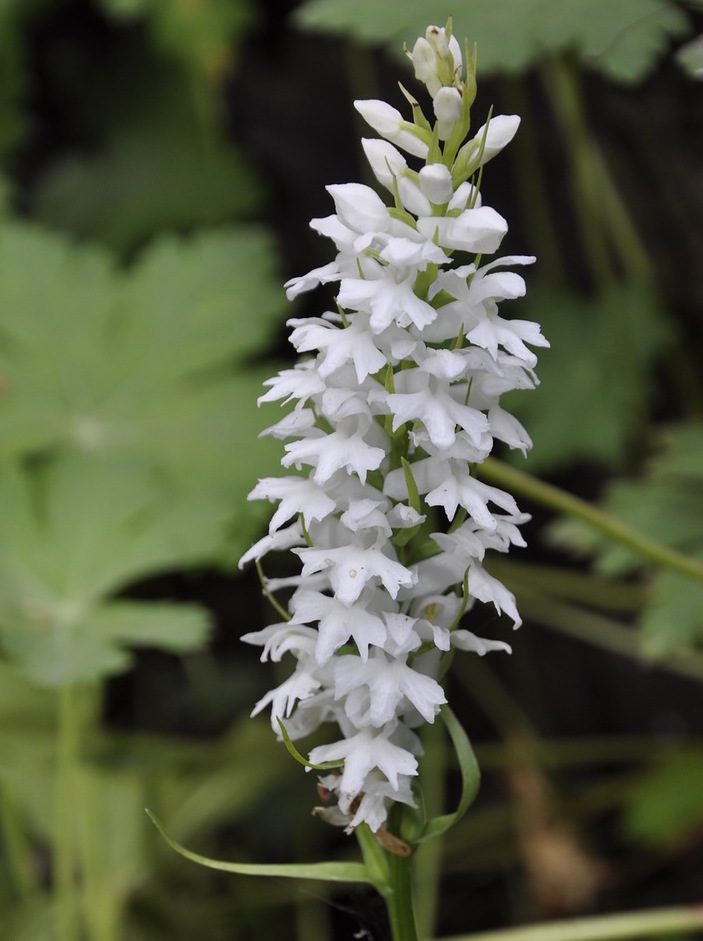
[240,20,547,839]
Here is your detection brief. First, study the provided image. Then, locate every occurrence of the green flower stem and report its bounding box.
[385,850,420,941]
[414,721,447,939]
[55,685,119,941]
[476,457,703,586]
[0,785,35,897]
[355,825,418,941]
[436,903,703,941]
[55,685,80,941]
[77,761,121,941]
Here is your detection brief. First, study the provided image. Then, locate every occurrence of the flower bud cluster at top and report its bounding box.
[240,20,548,836]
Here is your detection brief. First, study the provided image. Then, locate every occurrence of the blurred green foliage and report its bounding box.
[503,284,668,471]
[30,55,263,255]
[551,424,703,656]
[0,1,300,937]
[296,0,703,82]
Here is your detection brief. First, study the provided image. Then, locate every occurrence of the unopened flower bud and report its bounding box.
[433,86,462,140]
[425,24,462,82]
[419,163,453,204]
[354,99,430,158]
[425,24,450,60]
[410,37,441,97]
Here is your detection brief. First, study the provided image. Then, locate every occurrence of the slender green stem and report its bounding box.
[355,822,390,891]
[355,824,419,941]
[0,785,35,897]
[77,752,120,941]
[414,722,447,939]
[55,685,79,941]
[385,850,419,941]
[540,56,616,294]
[476,457,703,585]
[436,903,703,941]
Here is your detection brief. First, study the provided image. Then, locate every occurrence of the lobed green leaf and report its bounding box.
[295,0,693,82]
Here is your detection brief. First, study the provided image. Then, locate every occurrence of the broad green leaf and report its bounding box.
[0,458,218,685]
[0,459,227,597]
[120,229,284,381]
[88,602,209,652]
[295,0,693,82]
[502,283,667,473]
[554,478,703,578]
[0,223,285,487]
[649,423,703,479]
[0,659,56,725]
[640,569,703,656]
[418,706,480,842]
[147,810,374,885]
[677,33,703,78]
[549,422,703,656]
[0,723,56,840]
[623,749,703,845]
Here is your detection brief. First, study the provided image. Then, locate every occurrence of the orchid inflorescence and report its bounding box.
[240,20,548,839]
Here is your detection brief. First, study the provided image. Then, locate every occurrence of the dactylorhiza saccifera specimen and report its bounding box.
[240,21,548,844]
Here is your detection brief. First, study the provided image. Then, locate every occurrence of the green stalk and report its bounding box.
[355,824,419,941]
[77,753,120,941]
[413,721,446,939]
[436,903,703,941]
[385,850,419,941]
[476,457,703,585]
[539,56,616,294]
[55,685,79,941]
[0,785,35,897]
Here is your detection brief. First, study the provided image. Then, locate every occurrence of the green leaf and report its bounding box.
[639,569,703,657]
[548,422,703,657]
[418,706,480,842]
[146,810,375,885]
[623,749,703,845]
[295,0,693,82]
[502,284,668,473]
[89,602,210,652]
[0,223,285,499]
[677,33,703,79]
[0,458,217,685]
